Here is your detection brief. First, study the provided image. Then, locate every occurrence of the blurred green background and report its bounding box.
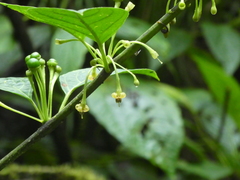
[0,0,240,179]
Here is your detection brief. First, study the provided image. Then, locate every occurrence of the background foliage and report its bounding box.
[0,0,240,179]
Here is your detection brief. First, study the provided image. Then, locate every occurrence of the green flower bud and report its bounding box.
[25,69,33,77]
[122,40,131,48]
[39,58,46,66]
[55,65,62,73]
[134,78,140,87]
[25,55,31,63]
[30,52,41,59]
[90,59,98,66]
[179,1,186,10]
[125,2,135,12]
[211,5,217,15]
[47,58,58,67]
[26,58,41,69]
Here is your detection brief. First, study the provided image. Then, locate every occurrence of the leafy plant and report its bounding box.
[3,0,239,180]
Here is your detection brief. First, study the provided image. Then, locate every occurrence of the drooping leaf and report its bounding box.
[50,29,93,74]
[0,77,32,101]
[117,68,160,81]
[0,3,129,43]
[59,68,160,95]
[88,76,184,175]
[201,22,240,74]
[191,49,240,129]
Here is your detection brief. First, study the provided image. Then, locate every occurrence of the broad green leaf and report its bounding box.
[201,22,240,74]
[88,76,184,175]
[178,160,232,180]
[0,3,129,43]
[191,49,240,129]
[50,29,93,74]
[59,68,90,95]
[59,68,160,95]
[0,77,32,100]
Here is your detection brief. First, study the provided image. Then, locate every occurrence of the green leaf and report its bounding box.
[201,22,240,74]
[177,160,232,180]
[50,29,93,74]
[0,3,129,43]
[117,68,160,81]
[59,68,160,95]
[59,68,90,96]
[191,49,240,129]
[0,77,32,101]
[88,76,184,175]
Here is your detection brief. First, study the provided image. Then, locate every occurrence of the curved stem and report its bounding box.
[0,101,43,123]
[0,0,193,170]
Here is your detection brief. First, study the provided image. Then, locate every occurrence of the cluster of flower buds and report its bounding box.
[25,52,62,122]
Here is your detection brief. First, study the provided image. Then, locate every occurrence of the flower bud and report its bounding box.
[25,69,32,77]
[134,78,140,87]
[178,1,186,10]
[25,55,31,63]
[55,65,62,73]
[47,58,58,67]
[30,52,41,60]
[125,2,135,12]
[211,5,217,15]
[26,58,41,69]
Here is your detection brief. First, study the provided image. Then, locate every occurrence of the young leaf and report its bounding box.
[0,77,32,101]
[88,76,184,175]
[0,3,129,43]
[59,68,160,95]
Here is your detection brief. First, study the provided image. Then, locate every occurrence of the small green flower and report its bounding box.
[75,103,90,119]
[178,0,186,10]
[111,91,126,104]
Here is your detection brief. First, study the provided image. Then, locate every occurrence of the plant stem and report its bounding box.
[0,102,43,123]
[98,43,110,72]
[0,0,193,170]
